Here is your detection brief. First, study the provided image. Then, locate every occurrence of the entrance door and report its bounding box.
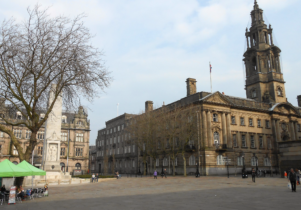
[99,164,101,173]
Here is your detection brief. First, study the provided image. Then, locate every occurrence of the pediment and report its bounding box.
[202,92,233,106]
[270,102,300,116]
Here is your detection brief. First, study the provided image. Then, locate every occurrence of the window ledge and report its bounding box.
[257,126,262,128]
[249,125,254,127]
[231,123,237,125]
[241,147,248,149]
[265,127,271,129]
[240,125,246,126]
[250,147,257,149]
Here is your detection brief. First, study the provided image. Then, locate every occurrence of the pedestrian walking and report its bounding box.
[284,171,287,178]
[164,169,167,178]
[264,170,266,177]
[96,173,99,182]
[289,168,297,192]
[154,170,157,179]
[252,168,256,182]
[92,173,95,183]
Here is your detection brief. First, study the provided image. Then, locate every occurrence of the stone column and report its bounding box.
[295,122,299,141]
[270,32,274,45]
[222,113,227,145]
[256,55,259,72]
[272,119,277,148]
[202,111,208,147]
[207,111,212,147]
[290,122,296,140]
[226,114,232,148]
[275,120,281,142]
[269,54,273,71]
[246,36,250,48]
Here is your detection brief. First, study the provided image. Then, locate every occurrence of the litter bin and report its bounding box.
[242,173,248,178]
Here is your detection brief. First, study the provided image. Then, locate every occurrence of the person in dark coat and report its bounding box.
[289,168,297,192]
[251,168,256,182]
[163,169,167,178]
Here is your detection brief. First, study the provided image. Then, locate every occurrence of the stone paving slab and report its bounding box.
[1,176,299,210]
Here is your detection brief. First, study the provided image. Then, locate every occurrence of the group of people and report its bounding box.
[91,173,99,182]
[285,168,300,192]
[153,169,167,179]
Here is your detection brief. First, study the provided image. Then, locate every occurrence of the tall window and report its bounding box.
[240,117,245,126]
[132,160,135,168]
[37,131,44,140]
[251,157,258,166]
[213,114,218,122]
[174,157,177,166]
[25,130,31,139]
[13,146,18,155]
[189,155,195,166]
[237,157,243,166]
[14,129,22,139]
[249,118,253,126]
[61,133,68,141]
[265,120,270,128]
[132,145,135,153]
[118,136,120,143]
[75,148,83,156]
[251,89,257,98]
[214,132,219,145]
[233,134,237,147]
[77,121,83,126]
[38,146,43,155]
[156,158,159,166]
[231,116,236,124]
[277,88,282,96]
[257,119,261,127]
[250,135,255,148]
[157,140,161,149]
[163,157,168,166]
[114,137,116,144]
[0,132,3,138]
[297,124,301,132]
[259,136,263,148]
[267,138,272,149]
[76,133,84,142]
[122,124,124,130]
[264,157,271,166]
[114,127,116,132]
[60,148,65,156]
[217,155,224,165]
[118,126,120,131]
[241,135,246,147]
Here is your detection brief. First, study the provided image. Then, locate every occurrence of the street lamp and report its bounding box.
[225,156,230,178]
[242,152,245,178]
[195,162,200,178]
[255,155,258,177]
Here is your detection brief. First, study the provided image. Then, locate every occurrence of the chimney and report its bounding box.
[297,95,301,107]
[145,101,153,112]
[186,78,197,96]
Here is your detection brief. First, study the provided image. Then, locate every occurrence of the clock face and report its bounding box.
[281,123,286,130]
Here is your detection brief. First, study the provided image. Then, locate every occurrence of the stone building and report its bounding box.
[96,114,138,174]
[89,145,97,174]
[95,1,301,176]
[0,106,90,174]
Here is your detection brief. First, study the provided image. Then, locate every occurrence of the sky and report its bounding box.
[1,0,300,145]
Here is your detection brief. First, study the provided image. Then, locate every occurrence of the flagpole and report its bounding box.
[210,62,212,93]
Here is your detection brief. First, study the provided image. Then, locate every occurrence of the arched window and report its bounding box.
[213,114,218,122]
[16,111,22,120]
[237,157,243,166]
[251,157,258,166]
[264,157,271,166]
[75,163,81,170]
[60,162,65,171]
[163,157,168,166]
[251,89,257,98]
[277,88,282,96]
[217,155,224,165]
[62,115,67,123]
[189,155,195,166]
[77,121,83,125]
[214,132,219,145]
[40,113,45,120]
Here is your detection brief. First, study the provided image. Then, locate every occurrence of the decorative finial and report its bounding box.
[246,28,248,32]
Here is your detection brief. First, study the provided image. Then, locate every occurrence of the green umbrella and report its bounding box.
[0,159,32,177]
[17,161,46,176]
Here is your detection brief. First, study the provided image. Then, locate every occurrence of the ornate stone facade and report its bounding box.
[0,106,90,174]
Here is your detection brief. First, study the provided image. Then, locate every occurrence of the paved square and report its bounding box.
[2,176,299,210]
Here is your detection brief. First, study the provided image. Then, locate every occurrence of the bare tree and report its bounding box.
[0,5,111,162]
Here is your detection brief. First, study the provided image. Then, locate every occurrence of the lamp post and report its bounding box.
[242,152,245,178]
[195,162,200,178]
[225,156,229,178]
[255,155,258,177]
